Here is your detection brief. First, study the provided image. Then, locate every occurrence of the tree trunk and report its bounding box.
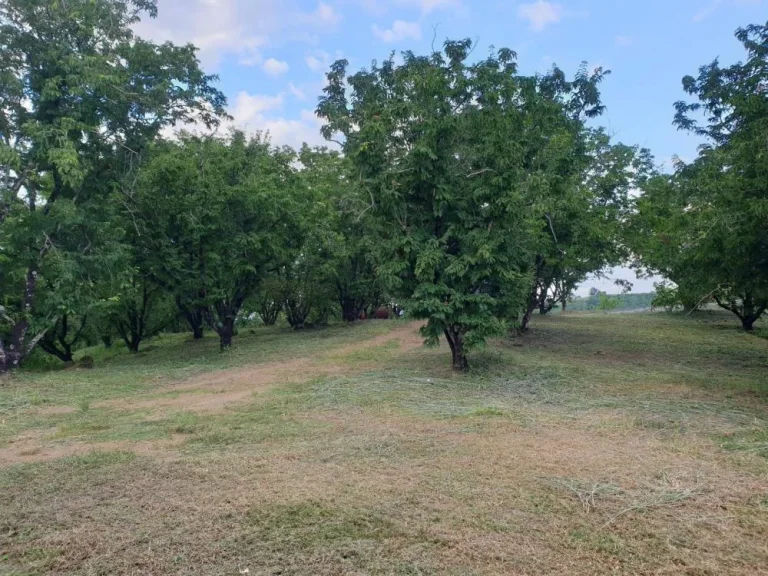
[39,313,87,363]
[40,340,74,363]
[285,297,311,330]
[192,323,204,339]
[259,299,281,326]
[714,291,766,332]
[341,297,359,322]
[176,298,205,340]
[126,334,141,353]
[741,316,757,331]
[444,326,468,371]
[203,299,242,351]
[218,318,235,349]
[520,286,539,332]
[561,299,567,312]
[0,267,43,373]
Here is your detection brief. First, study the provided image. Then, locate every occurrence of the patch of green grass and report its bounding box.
[569,527,625,557]
[469,406,506,417]
[2,312,768,575]
[719,427,768,457]
[328,338,401,364]
[0,450,136,491]
[245,501,401,544]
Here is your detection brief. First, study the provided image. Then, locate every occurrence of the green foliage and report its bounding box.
[522,130,654,327]
[597,294,620,312]
[135,131,303,349]
[298,146,382,322]
[651,282,683,312]
[632,22,768,331]
[568,292,655,312]
[0,0,225,371]
[317,39,634,368]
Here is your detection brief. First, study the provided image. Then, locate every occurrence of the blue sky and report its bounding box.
[136,0,765,294]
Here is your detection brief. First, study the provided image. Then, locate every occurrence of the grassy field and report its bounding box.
[1,311,767,575]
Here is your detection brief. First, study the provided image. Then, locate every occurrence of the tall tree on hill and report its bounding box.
[0,0,226,372]
[318,40,607,369]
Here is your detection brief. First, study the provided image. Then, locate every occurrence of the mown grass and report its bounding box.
[2,320,395,409]
[1,310,767,575]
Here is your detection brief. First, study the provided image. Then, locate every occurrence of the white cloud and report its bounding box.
[363,0,460,14]
[256,110,329,150]
[372,20,422,43]
[517,1,563,32]
[231,92,285,124]
[288,82,307,100]
[306,50,331,72]
[169,91,330,149]
[615,35,633,47]
[306,1,342,26]
[231,99,328,149]
[229,93,331,149]
[263,58,290,75]
[133,0,341,70]
[693,0,722,21]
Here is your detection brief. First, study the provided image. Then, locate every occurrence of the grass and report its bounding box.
[1,310,767,575]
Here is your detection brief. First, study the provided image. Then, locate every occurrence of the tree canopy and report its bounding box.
[631,22,768,330]
[1,4,765,372]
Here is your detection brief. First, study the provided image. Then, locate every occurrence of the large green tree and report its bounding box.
[135,131,301,349]
[633,22,768,330]
[0,0,225,372]
[317,40,606,369]
[298,146,382,323]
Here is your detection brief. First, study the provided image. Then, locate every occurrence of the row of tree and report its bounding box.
[1,1,764,372]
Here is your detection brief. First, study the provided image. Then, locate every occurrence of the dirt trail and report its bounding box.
[0,322,423,465]
[98,321,423,414]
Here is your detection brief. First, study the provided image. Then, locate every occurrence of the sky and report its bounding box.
[134,0,765,295]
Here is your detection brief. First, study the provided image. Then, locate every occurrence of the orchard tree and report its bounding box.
[107,272,174,353]
[298,146,382,322]
[520,129,653,331]
[633,22,768,330]
[318,40,608,369]
[0,0,225,372]
[136,132,302,349]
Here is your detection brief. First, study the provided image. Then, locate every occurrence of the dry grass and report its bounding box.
[1,311,768,575]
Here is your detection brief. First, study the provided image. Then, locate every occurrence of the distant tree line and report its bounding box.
[1,1,764,372]
[567,291,655,312]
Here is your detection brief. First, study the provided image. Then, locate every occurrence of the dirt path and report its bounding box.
[97,321,423,414]
[0,322,424,465]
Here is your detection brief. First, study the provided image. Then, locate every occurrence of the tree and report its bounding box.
[136,132,301,349]
[519,129,653,331]
[107,273,173,353]
[255,278,283,326]
[318,40,607,369]
[298,146,381,323]
[0,0,225,372]
[633,22,768,330]
[38,312,87,363]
